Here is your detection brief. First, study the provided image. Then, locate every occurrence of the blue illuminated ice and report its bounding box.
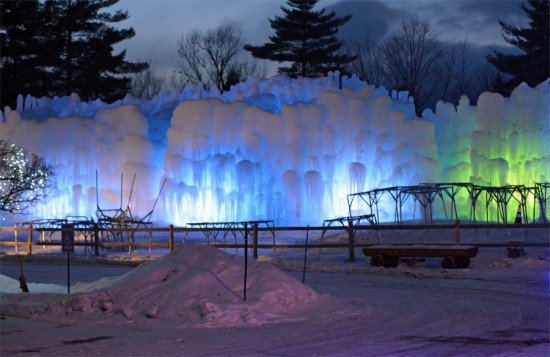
[1,74,548,225]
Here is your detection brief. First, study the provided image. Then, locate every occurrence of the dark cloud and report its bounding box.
[327,0,403,43]
[432,0,526,43]
[327,0,527,46]
[455,0,525,18]
[116,0,529,77]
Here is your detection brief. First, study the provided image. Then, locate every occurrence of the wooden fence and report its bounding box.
[1,222,548,261]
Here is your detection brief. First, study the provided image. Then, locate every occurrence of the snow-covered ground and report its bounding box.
[1,227,549,356]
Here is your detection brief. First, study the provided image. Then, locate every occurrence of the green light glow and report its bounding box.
[434,86,549,222]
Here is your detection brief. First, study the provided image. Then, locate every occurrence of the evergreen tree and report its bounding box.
[44,0,147,102]
[0,0,47,108]
[0,0,146,108]
[244,0,355,78]
[486,0,549,95]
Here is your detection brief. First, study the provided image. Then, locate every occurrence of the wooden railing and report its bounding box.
[1,222,548,261]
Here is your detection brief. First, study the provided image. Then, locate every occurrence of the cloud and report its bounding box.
[329,0,526,47]
[455,0,525,18]
[116,0,281,76]
[115,0,527,78]
[327,0,402,43]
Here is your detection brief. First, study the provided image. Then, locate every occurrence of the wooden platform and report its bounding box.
[362,244,478,269]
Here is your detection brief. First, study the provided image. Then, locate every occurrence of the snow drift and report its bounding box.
[0,244,353,328]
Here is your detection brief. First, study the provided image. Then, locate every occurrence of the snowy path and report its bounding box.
[0,261,135,286]
[2,264,548,356]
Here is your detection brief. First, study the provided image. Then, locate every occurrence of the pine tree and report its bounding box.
[244,0,355,78]
[486,0,549,95]
[0,0,146,107]
[43,0,147,102]
[0,0,47,108]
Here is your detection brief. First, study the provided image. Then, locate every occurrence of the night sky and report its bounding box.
[115,0,527,76]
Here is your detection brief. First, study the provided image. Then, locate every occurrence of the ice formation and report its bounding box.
[1,74,548,225]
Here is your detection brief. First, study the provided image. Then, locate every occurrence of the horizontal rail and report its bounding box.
[1,222,548,233]
[2,241,548,252]
[1,223,548,259]
[209,242,550,249]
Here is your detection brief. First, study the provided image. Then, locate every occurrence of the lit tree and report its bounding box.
[0,140,55,215]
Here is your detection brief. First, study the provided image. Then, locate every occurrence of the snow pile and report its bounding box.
[0,244,352,327]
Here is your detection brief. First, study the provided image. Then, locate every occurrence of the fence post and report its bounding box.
[347,219,355,262]
[169,224,174,252]
[454,220,461,245]
[253,223,259,259]
[27,224,33,255]
[94,224,99,256]
[14,226,19,253]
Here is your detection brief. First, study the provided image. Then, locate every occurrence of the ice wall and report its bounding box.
[1,75,548,225]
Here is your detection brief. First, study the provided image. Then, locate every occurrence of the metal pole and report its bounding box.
[94,224,99,256]
[253,223,258,259]
[302,225,309,283]
[243,223,248,301]
[347,219,355,262]
[169,224,174,252]
[67,253,71,294]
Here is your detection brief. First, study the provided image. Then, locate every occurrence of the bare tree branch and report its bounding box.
[344,31,384,87]
[130,59,165,99]
[379,16,443,115]
[173,23,265,92]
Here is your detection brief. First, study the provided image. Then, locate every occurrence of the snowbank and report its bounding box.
[0,244,353,328]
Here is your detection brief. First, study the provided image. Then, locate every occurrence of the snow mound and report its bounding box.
[0,244,353,328]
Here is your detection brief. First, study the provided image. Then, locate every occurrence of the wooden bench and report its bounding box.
[362,244,478,269]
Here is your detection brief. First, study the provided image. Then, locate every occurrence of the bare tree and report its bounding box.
[130,59,165,99]
[0,140,55,215]
[433,38,499,106]
[453,39,476,98]
[434,38,476,105]
[174,23,266,92]
[379,16,443,115]
[469,62,500,103]
[434,43,457,103]
[345,31,384,87]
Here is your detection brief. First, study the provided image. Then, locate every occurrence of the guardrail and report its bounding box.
[1,222,548,261]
